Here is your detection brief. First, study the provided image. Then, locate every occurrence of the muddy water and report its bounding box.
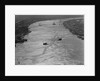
[60,36,84,63]
[15,35,84,65]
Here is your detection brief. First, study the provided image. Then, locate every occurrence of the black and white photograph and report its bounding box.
[5,5,95,76]
[15,15,84,65]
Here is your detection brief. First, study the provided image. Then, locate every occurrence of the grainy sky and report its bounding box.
[15,15,83,23]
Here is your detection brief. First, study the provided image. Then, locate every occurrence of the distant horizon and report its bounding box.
[15,15,83,23]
